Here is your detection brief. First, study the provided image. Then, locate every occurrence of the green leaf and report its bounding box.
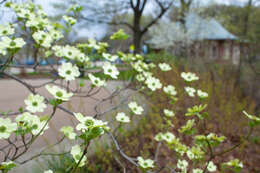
[40,115,50,122]
[110,29,129,40]
[18,107,24,113]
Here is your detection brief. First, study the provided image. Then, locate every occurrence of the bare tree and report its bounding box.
[77,0,174,53]
[179,0,193,25]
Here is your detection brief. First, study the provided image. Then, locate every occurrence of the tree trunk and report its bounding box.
[133,30,142,54]
[133,9,142,54]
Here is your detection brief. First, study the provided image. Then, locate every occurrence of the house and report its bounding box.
[146,13,243,65]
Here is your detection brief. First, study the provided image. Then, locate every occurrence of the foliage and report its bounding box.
[44,59,259,172]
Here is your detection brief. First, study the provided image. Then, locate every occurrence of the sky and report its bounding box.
[0,0,254,40]
[35,0,252,14]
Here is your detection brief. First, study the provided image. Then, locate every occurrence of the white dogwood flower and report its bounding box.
[162,132,176,143]
[103,62,119,79]
[58,62,80,81]
[158,63,171,71]
[57,45,81,60]
[132,60,149,72]
[224,159,243,169]
[177,159,188,171]
[88,73,106,87]
[154,132,164,141]
[181,72,199,82]
[1,36,25,49]
[24,94,46,113]
[207,161,217,172]
[76,53,89,63]
[74,113,109,133]
[185,87,196,97]
[0,24,15,36]
[17,8,34,19]
[60,126,76,140]
[163,109,175,117]
[128,102,144,115]
[137,156,154,169]
[25,16,47,28]
[142,71,153,78]
[187,150,195,160]
[193,168,203,173]
[145,76,162,91]
[0,118,17,139]
[63,15,77,25]
[71,145,87,167]
[32,31,53,48]
[163,85,177,96]
[44,170,53,173]
[50,30,63,41]
[116,112,130,123]
[197,90,208,98]
[16,112,49,135]
[103,53,118,62]
[46,85,73,101]
[136,74,145,82]
[149,63,156,69]
[88,38,100,49]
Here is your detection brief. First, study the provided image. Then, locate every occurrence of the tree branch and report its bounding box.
[80,15,134,30]
[141,0,173,34]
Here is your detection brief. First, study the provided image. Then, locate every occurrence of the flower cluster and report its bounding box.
[163,109,175,117]
[155,132,176,143]
[0,118,17,139]
[74,113,109,140]
[207,161,217,172]
[63,15,77,26]
[46,85,73,101]
[223,159,243,169]
[145,76,162,91]
[52,45,89,63]
[24,94,46,113]
[88,73,106,87]
[185,87,196,97]
[137,156,154,169]
[16,112,49,135]
[163,85,177,96]
[181,72,199,82]
[158,63,171,71]
[103,62,120,79]
[116,112,130,123]
[58,62,80,81]
[103,53,118,62]
[44,170,53,173]
[60,126,77,140]
[32,31,53,48]
[128,102,144,115]
[70,145,87,167]
[0,24,14,36]
[197,89,208,98]
[0,36,25,55]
